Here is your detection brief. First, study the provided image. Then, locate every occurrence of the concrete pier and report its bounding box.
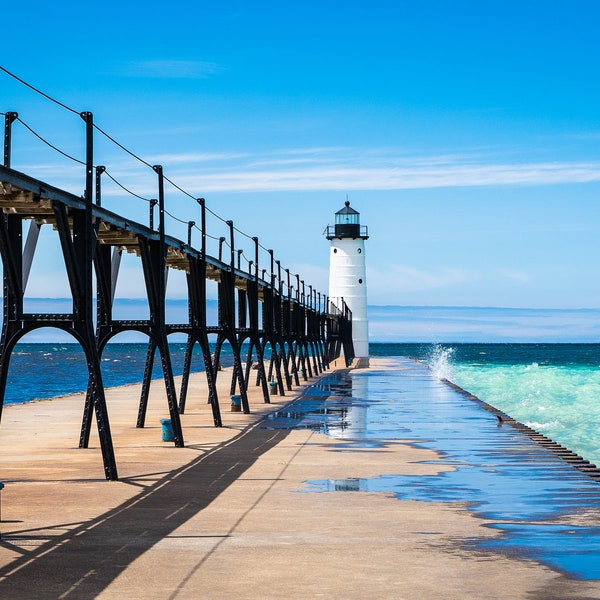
[1,359,600,599]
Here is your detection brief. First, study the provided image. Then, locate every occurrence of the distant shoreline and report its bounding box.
[4,301,600,343]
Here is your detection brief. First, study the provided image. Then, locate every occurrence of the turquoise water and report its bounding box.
[371,343,600,467]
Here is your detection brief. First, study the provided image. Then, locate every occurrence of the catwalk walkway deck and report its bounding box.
[1,358,600,599]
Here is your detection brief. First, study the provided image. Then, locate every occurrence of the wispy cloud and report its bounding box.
[147,151,248,164]
[123,60,223,79]
[139,148,600,193]
[27,146,600,199]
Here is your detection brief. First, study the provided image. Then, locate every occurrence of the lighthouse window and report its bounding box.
[358,278,363,284]
[333,248,338,253]
[357,248,362,253]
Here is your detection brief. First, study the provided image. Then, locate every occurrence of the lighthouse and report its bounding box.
[325,201,369,358]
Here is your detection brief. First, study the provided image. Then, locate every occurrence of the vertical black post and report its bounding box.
[276,259,291,389]
[294,273,307,380]
[276,261,281,293]
[95,166,105,206]
[286,267,300,386]
[195,198,222,424]
[218,237,225,262]
[188,221,195,247]
[78,111,118,480]
[301,280,313,377]
[149,199,158,230]
[4,112,18,168]
[227,221,235,270]
[199,199,206,256]
[150,164,184,447]
[253,237,259,279]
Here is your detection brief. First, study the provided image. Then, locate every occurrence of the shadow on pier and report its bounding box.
[0,422,291,598]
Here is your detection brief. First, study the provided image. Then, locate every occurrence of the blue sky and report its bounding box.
[3,1,600,322]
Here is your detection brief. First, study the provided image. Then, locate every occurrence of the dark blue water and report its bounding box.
[370,342,600,366]
[2,343,236,405]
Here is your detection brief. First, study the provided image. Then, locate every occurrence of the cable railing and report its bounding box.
[1,66,333,312]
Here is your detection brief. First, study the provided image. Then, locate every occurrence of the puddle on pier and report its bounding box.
[263,359,600,580]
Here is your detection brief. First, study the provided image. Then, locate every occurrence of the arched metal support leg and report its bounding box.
[199,334,222,426]
[178,335,195,414]
[137,338,157,428]
[156,336,185,447]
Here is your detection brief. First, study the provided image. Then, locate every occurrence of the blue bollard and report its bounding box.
[160,418,174,442]
[230,394,242,412]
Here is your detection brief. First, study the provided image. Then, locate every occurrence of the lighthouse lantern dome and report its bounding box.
[327,201,368,239]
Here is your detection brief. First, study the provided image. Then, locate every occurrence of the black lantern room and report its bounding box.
[325,201,369,239]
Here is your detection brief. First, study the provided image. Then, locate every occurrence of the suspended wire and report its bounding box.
[17,117,85,166]
[163,206,190,226]
[258,240,272,254]
[206,230,223,242]
[103,170,152,202]
[204,203,228,225]
[190,222,222,243]
[0,66,80,116]
[163,173,196,201]
[92,123,154,170]
[0,67,299,278]
[233,224,255,242]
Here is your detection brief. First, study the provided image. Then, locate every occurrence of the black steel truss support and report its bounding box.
[177,254,223,426]
[22,220,40,290]
[177,199,222,423]
[0,113,120,480]
[216,256,250,412]
[137,337,158,428]
[242,277,270,403]
[136,233,184,447]
[0,160,353,481]
[274,260,293,391]
[178,335,195,412]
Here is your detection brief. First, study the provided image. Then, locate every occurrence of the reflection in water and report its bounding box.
[264,359,600,580]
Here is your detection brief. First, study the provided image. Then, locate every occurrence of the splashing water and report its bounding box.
[426,344,455,380]
[371,343,600,467]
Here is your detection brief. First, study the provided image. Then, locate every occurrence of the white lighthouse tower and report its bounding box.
[326,201,369,358]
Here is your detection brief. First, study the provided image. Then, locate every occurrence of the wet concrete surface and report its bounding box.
[3,359,600,598]
[266,358,600,580]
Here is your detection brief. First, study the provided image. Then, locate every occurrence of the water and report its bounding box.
[1,343,237,406]
[5,341,600,578]
[268,362,600,580]
[370,343,600,467]
[6,342,600,470]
